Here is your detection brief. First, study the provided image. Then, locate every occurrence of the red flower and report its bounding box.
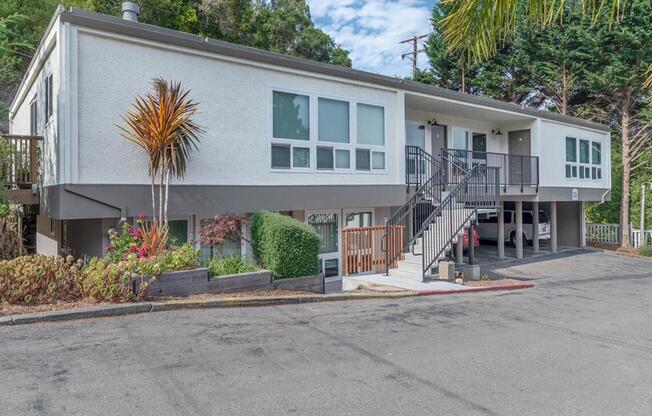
[106,245,115,253]
[138,212,147,221]
[129,244,138,253]
[137,246,148,258]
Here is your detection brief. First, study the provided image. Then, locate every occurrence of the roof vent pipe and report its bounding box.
[122,2,140,22]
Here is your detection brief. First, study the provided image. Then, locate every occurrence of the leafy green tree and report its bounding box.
[519,8,592,115]
[415,3,478,93]
[0,0,350,122]
[579,0,652,246]
[417,3,532,103]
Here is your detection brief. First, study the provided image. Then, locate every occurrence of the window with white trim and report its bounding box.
[356,103,385,171]
[271,90,386,172]
[317,97,351,170]
[30,96,38,135]
[45,74,53,121]
[565,136,602,180]
[271,91,310,170]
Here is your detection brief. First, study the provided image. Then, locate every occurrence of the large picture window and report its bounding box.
[271,90,386,172]
[273,91,309,140]
[565,136,602,181]
[318,98,349,143]
[357,104,384,145]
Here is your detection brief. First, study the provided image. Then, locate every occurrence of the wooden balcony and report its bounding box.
[1,135,42,204]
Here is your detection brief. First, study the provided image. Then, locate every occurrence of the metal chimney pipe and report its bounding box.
[121,2,140,22]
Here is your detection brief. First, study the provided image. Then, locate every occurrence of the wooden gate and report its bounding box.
[342,225,404,275]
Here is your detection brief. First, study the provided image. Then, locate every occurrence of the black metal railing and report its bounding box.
[384,167,444,271]
[417,164,500,277]
[406,145,441,190]
[443,148,539,192]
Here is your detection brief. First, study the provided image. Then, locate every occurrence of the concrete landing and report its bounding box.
[343,274,466,293]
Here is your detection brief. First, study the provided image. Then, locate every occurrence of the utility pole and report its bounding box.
[400,34,427,78]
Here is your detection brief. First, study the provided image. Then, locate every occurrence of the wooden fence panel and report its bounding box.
[342,225,404,276]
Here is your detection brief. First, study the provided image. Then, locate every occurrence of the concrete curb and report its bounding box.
[0,283,533,326]
[418,282,533,296]
[0,292,417,326]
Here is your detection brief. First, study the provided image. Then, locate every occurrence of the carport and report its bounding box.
[470,200,585,264]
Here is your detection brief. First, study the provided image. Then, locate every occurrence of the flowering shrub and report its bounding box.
[82,244,200,302]
[0,255,83,304]
[106,214,169,261]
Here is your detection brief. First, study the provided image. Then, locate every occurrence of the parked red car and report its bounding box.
[452,224,479,250]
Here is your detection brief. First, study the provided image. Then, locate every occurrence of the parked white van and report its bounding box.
[477,210,551,246]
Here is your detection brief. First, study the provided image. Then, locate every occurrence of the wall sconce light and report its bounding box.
[427,119,438,126]
[492,128,503,136]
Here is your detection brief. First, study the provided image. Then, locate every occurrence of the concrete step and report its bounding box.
[388,268,423,282]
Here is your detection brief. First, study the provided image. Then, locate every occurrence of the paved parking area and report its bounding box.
[2,250,651,415]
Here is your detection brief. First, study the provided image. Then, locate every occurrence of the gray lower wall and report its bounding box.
[42,184,407,220]
[66,218,118,259]
[556,201,581,247]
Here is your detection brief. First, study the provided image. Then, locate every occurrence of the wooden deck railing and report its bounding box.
[1,135,41,188]
[342,225,404,276]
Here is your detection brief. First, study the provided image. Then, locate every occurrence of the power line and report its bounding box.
[400,34,427,78]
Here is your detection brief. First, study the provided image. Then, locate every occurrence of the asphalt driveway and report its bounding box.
[2,250,651,415]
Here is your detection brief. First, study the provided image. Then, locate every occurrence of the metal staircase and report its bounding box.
[384,146,500,281]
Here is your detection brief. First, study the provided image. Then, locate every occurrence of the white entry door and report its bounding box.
[306,210,341,278]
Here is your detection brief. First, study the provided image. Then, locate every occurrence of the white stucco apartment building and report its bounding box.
[7,5,611,280]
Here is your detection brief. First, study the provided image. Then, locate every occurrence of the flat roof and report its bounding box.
[32,7,614,132]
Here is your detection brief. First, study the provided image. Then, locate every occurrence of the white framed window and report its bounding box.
[30,96,38,135]
[271,90,312,170]
[565,136,602,181]
[45,74,54,121]
[271,89,386,173]
[356,103,386,171]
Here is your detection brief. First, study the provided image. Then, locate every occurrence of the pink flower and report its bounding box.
[138,212,147,221]
[137,246,148,258]
[106,245,115,253]
[129,244,138,253]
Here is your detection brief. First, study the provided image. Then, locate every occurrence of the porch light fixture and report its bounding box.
[427,119,438,126]
[492,128,503,136]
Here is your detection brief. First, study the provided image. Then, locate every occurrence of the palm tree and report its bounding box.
[439,0,628,66]
[118,78,203,227]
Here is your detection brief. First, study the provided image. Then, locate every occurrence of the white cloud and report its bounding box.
[308,0,434,77]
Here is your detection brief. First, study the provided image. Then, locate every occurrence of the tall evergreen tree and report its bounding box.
[0,0,351,123]
[580,0,652,246]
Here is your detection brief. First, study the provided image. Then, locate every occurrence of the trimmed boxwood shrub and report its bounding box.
[251,211,320,279]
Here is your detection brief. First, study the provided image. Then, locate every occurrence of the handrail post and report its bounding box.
[468,215,476,265]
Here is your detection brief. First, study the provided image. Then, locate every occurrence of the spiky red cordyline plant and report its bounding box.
[118,78,204,230]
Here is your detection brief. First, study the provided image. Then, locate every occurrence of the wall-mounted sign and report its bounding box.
[571,188,579,201]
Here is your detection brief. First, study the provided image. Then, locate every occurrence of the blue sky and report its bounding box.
[307,0,436,77]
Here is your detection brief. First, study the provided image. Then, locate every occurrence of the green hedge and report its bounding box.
[251,211,320,279]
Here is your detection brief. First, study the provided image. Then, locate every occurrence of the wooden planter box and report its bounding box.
[135,268,324,298]
[273,274,323,293]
